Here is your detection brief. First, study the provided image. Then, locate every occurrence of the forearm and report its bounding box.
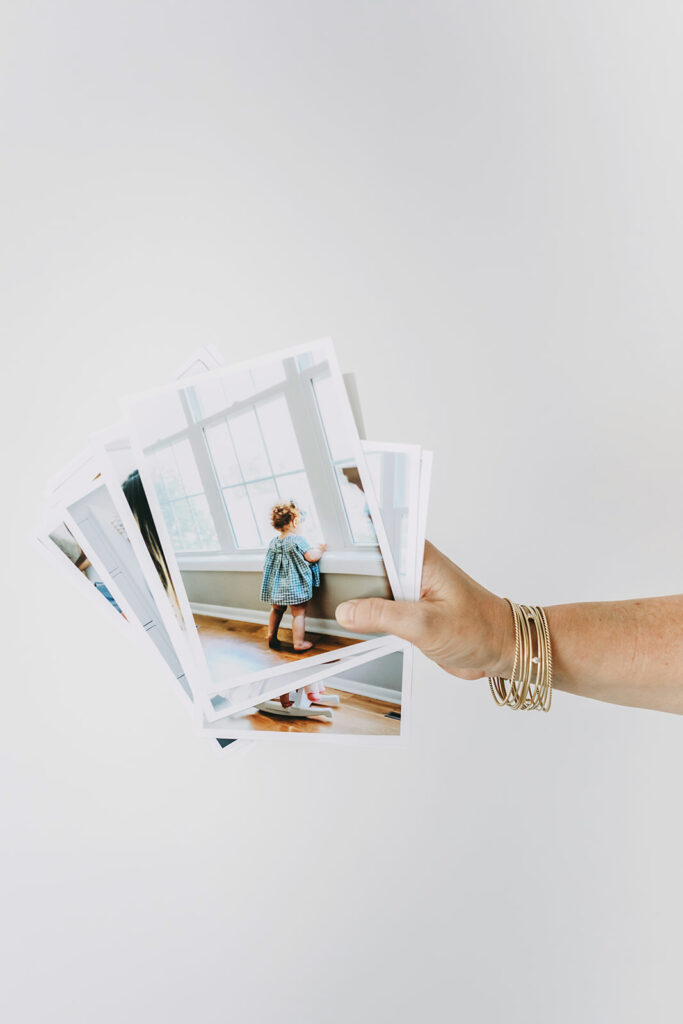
[336,542,683,716]
[526,597,683,714]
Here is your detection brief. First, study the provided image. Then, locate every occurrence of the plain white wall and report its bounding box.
[3,2,683,1021]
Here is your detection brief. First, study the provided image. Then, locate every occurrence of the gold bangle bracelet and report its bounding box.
[488,599,553,712]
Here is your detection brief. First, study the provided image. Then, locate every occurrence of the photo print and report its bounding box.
[200,639,413,746]
[197,444,431,738]
[90,353,403,724]
[61,466,197,709]
[96,423,429,730]
[37,476,241,755]
[125,339,405,721]
[198,445,430,742]
[34,344,431,752]
[38,509,240,757]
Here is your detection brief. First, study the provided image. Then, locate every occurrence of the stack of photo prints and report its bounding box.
[35,340,432,753]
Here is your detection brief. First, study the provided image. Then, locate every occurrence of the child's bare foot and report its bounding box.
[279,694,293,708]
[293,641,313,652]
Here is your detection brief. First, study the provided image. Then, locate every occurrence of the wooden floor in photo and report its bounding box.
[222,686,401,736]
[194,615,362,679]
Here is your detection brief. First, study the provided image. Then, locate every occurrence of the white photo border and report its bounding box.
[122,338,405,719]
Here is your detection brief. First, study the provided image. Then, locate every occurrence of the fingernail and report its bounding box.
[336,601,356,626]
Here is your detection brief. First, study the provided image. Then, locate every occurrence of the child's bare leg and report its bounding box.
[279,691,293,708]
[291,603,312,651]
[268,605,285,647]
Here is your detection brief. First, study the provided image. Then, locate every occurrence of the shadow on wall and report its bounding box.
[181,569,392,622]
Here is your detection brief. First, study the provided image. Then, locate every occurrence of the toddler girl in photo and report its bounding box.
[260,501,326,658]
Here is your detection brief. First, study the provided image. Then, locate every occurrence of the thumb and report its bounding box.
[335,597,425,644]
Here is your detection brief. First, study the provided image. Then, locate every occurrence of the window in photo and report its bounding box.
[188,362,287,423]
[149,439,220,552]
[138,351,383,562]
[205,394,322,548]
[311,375,377,546]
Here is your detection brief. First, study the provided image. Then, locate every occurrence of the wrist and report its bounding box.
[486,595,516,678]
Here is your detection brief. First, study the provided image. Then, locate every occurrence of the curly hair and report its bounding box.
[271,501,299,530]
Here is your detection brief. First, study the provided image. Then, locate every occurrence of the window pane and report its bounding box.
[172,439,203,496]
[161,497,220,553]
[336,465,377,544]
[250,360,286,391]
[229,408,270,480]
[150,447,183,501]
[171,498,199,550]
[276,471,323,544]
[188,495,220,550]
[222,485,261,548]
[312,375,352,463]
[256,396,303,475]
[160,499,183,550]
[246,479,279,546]
[149,456,169,504]
[205,422,242,487]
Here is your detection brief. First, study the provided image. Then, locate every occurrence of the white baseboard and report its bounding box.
[329,677,401,705]
[189,601,370,641]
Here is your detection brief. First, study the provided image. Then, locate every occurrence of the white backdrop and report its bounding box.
[2,2,683,1021]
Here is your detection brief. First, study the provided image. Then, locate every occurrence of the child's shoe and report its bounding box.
[307,692,340,706]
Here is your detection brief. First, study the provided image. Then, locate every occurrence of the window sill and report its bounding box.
[177,549,386,577]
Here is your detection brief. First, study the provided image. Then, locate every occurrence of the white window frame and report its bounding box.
[143,358,384,576]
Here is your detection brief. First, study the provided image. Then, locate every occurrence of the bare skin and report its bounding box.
[334,541,683,715]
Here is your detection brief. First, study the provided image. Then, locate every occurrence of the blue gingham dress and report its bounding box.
[260,535,320,606]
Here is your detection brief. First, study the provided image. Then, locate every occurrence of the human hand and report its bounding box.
[335,541,514,680]
[319,543,328,552]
